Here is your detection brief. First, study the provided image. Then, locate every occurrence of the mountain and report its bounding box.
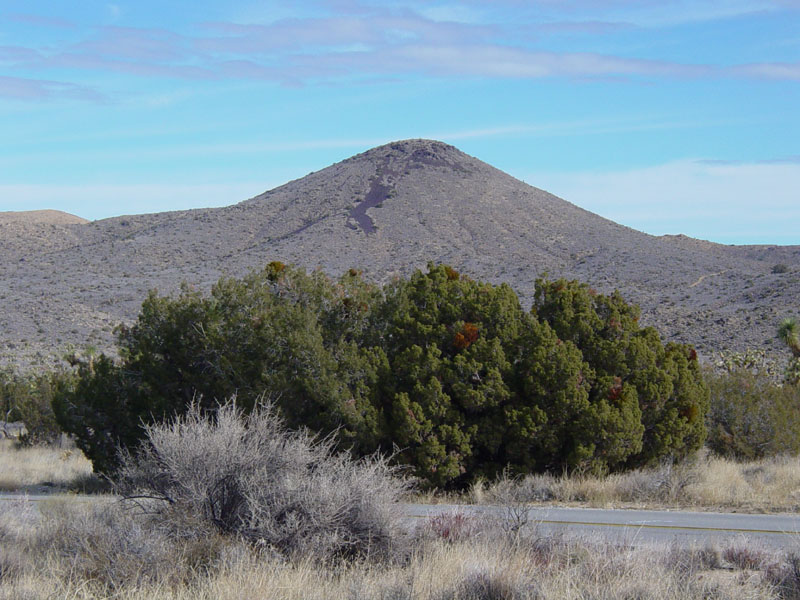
[1,139,798,368]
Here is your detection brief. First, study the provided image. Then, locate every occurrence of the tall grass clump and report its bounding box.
[0,438,95,492]
[468,452,800,511]
[115,399,409,562]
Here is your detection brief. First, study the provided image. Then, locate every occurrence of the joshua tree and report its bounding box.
[778,318,800,357]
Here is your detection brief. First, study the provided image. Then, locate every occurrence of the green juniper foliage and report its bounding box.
[0,366,71,444]
[54,263,709,487]
[705,364,800,459]
[533,278,708,470]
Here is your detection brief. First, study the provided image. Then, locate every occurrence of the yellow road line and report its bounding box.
[538,519,800,536]
[406,514,799,536]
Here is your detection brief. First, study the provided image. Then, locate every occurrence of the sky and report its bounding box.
[0,1,798,245]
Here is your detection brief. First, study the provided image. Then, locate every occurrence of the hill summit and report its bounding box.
[0,139,798,367]
[0,210,88,225]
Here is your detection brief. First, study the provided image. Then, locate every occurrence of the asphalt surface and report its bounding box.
[404,504,800,549]
[3,493,799,549]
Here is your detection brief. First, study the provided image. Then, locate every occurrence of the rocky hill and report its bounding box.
[1,139,798,368]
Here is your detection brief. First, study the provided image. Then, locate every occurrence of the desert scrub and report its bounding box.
[1,498,795,600]
[705,367,800,459]
[0,399,410,596]
[0,438,94,491]
[115,399,410,562]
[469,452,800,512]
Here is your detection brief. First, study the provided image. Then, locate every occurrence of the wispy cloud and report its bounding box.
[0,75,105,102]
[729,61,800,80]
[392,45,708,78]
[3,1,799,102]
[6,13,76,29]
[416,0,795,27]
[431,115,731,141]
[0,46,42,64]
[72,26,188,62]
[697,155,800,165]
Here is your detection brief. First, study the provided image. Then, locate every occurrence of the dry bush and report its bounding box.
[0,497,37,586]
[723,544,770,571]
[683,454,800,510]
[475,461,698,507]
[764,553,800,600]
[40,500,179,588]
[0,495,242,596]
[421,510,484,543]
[116,399,410,562]
[0,500,793,600]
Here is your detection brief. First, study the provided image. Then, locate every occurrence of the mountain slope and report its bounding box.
[1,139,797,368]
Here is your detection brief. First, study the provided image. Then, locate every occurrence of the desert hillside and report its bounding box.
[1,139,797,368]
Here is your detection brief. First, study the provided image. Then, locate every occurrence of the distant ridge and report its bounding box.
[0,209,88,225]
[0,139,798,368]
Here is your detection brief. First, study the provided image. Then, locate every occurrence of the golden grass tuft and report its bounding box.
[0,438,94,491]
[467,452,800,513]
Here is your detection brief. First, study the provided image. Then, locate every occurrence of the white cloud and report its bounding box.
[525,160,800,244]
[729,62,800,81]
[416,4,485,24]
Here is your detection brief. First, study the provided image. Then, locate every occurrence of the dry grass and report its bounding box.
[0,438,95,492]
[465,452,800,513]
[1,495,797,599]
[4,433,800,513]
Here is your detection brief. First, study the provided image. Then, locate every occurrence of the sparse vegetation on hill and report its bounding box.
[54,263,708,487]
[1,140,798,370]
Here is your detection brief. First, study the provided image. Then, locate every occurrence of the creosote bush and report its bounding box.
[115,399,409,562]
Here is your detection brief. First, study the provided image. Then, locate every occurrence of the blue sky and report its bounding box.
[1,1,798,244]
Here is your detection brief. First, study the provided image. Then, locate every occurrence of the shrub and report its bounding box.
[714,349,782,380]
[773,263,790,274]
[0,367,71,445]
[705,366,800,459]
[57,263,709,488]
[51,354,142,474]
[39,500,196,591]
[722,544,768,570]
[54,266,386,474]
[115,400,409,561]
[422,511,482,543]
[533,277,709,468]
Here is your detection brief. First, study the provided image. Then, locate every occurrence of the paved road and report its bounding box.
[3,493,798,549]
[404,504,800,549]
